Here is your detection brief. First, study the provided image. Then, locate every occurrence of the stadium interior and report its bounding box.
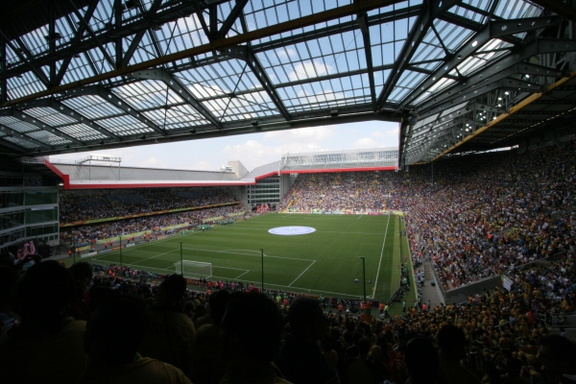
[1,1,576,383]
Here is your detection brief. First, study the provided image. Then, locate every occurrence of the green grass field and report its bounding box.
[84,213,408,302]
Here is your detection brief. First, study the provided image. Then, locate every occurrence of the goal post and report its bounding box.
[174,260,213,279]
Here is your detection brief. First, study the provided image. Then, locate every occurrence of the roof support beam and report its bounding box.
[415,39,575,115]
[221,45,291,119]
[23,98,122,142]
[69,84,166,135]
[401,16,563,109]
[0,107,81,146]
[0,121,53,150]
[2,0,403,107]
[131,68,223,129]
[377,0,458,110]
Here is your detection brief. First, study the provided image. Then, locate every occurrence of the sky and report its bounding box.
[49,120,399,172]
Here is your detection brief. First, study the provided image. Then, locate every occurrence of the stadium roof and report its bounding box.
[1,0,575,168]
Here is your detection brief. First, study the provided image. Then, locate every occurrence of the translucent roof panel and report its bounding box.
[112,81,185,110]
[62,95,124,120]
[57,123,109,141]
[97,116,154,136]
[142,105,210,129]
[278,73,371,112]
[0,116,38,133]
[1,0,572,167]
[25,107,79,126]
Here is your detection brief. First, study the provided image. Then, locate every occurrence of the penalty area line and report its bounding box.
[288,259,316,287]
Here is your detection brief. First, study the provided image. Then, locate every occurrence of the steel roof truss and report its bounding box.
[131,68,222,128]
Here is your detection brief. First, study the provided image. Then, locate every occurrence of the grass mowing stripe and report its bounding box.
[78,213,402,302]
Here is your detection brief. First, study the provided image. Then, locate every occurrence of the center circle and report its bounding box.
[268,226,316,236]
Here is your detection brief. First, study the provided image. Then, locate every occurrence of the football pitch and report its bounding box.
[85,213,408,302]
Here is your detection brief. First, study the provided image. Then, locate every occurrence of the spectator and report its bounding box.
[220,291,290,384]
[276,296,340,384]
[69,261,94,320]
[404,336,440,384]
[139,273,196,379]
[436,324,481,384]
[0,264,20,344]
[533,334,576,384]
[0,260,88,384]
[192,289,233,384]
[78,293,191,384]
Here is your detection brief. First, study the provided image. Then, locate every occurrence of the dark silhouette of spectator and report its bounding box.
[346,336,377,384]
[69,261,93,320]
[78,293,192,384]
[192,289,233,384]
[276,296,340,384]
[139,273,196,379]
[436,324,481,384]
[404,336,440,384]
[0,260,88,384]
[534,334,576,384]
[219,291,291,384]
[0,264,20,344]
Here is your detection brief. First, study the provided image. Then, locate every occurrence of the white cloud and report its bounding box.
[289,60,331,81]
[352,137,380,149]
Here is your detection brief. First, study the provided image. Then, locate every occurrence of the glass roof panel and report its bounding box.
[0,116,37,133]
[84,45,116,75]
[6,71,48,100]
[60,54,100,85]
[18,26,49,58]
[128,14,209,65]
[112,80,184,110]
[200,98,231,120]
[220,98,266,122]
[389,70,426,103]
[456,39,510,77]
[6,135,46,148]
[57,123,108,141]
[97,116,153,136]
[366,0,415,17]
[278,74,370,112]
[373,69,391,93]
[30,129,72,146]
[89,0,114,32]
[494,0,542,18]
[237,91,277,115]
[25,107,78,126]
[178,60,253,99]
[412,77,457,105]
[244,0,339,32]
[142,105,209,129]
[370,16,413,67]
[451,1,490,23]
[62,95,124,119]
[433,18,474,53]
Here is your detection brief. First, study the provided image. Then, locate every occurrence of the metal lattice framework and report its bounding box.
[1,0,575,168]
[280,148,398,171]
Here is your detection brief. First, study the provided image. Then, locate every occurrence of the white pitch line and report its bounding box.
[370,214,391,300]
[288,259,316,287]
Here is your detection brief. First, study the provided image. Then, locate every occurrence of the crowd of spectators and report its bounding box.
[2,142,574,383]
[283,143,575,291]
[59,188,246,246]
[59,187,237,224]
[1,254,575,384]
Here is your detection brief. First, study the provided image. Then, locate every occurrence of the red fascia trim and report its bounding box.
[43,159,70,188]
[254,171,278,181]
[279,166,397,174]
[65,182,257,189]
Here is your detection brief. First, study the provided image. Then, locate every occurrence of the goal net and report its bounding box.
[174,260,213,279]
